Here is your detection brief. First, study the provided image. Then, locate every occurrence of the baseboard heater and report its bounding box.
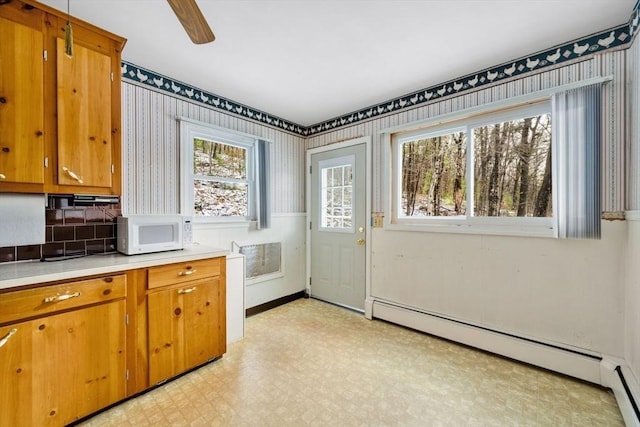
[371,299,601,380]
[614,366,640,425]
[371,299,640,425]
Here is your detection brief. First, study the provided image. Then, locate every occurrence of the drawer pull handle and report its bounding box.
[0,173,5,180]
[178,286,197,295]
[0,329,17,348]
[178,269,196,277]
[61,166,84,184]
[43,291,81,303]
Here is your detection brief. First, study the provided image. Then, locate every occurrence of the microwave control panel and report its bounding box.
[183,217,193,245]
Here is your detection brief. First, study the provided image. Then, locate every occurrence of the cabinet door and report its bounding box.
[0,9,45,186]
[0,322,34,427]
[32,300,126,426]
[148,277,224,384]
[56,38,112,188]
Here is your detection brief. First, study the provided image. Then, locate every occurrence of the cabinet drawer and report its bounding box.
[0,274,126,325]
[147,258,221,290]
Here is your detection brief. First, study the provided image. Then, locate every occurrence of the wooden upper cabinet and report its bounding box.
[0,0,125,195]
[0,4,45,190]
[44,11,126,195]
[56,38,113,188]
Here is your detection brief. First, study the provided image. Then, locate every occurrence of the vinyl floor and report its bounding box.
[79,298,624,426]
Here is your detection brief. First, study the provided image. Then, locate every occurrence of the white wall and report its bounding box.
[121,82,307,308]
[307,51,629,361]
[626,215,640,387]
[626,29,640,390]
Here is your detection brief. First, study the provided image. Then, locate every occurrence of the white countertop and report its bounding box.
[0,244,229,291]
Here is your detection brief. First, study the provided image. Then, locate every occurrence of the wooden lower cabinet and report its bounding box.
[0,320,33,427]
[147,276,225,385]
[0,298,126,427]
[0,256,226,426]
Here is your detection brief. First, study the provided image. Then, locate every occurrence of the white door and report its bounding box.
[309,142,366,311]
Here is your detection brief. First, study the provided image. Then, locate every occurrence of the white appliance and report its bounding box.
[0,194,45,246]
[226,253,246,344]
[117,214,191,255]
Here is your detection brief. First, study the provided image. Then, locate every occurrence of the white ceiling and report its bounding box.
[39,0,634,127]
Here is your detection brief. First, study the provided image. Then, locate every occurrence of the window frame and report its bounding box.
[180,118,258,224]
[388,100,555,237]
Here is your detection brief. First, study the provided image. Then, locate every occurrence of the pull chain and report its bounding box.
[64,0,73,57]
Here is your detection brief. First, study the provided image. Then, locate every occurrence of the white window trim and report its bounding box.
[179,117,259,224]
[385,100,555,238]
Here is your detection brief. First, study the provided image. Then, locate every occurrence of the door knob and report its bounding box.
[357,239,365,245]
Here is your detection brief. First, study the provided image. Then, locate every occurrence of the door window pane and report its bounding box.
[321,164,353,229]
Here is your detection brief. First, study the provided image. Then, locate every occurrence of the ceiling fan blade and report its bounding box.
[167,0,215,44]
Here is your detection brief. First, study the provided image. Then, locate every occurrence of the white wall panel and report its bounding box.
[193,214,307,309]
[626,214,640,389]
[371,221,626,357]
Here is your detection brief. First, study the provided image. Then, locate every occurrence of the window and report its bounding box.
[319,155,354,231]
[193,138,251,217]
[391,102,554,235]
[180,119,270,226]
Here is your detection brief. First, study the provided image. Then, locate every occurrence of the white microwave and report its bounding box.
[117,215,192,255]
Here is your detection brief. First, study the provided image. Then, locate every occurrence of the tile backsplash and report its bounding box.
[0,196,120,263]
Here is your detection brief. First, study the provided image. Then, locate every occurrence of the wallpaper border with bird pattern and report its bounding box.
[122,6,638,138]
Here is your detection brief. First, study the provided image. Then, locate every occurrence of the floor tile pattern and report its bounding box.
[79,299,624,426]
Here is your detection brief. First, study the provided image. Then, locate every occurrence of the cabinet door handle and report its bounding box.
[178,286,197,295]
[177,269,196,277]
[0,173,5,180]
[61,166,84,184]
[0,329,17,349]
[43,291,81,303]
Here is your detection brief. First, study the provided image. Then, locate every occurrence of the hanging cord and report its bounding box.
[64,0,73,57]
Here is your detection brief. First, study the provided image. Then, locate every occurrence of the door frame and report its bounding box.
[306,136,373,317]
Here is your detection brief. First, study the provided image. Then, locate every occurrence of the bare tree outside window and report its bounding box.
[473,114,552,217]
[399,113,552,219]
[401,132,467,217]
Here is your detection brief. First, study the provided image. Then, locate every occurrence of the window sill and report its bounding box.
[193,218,255,230]
[246,271,285,286]
[385,220,555,238]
